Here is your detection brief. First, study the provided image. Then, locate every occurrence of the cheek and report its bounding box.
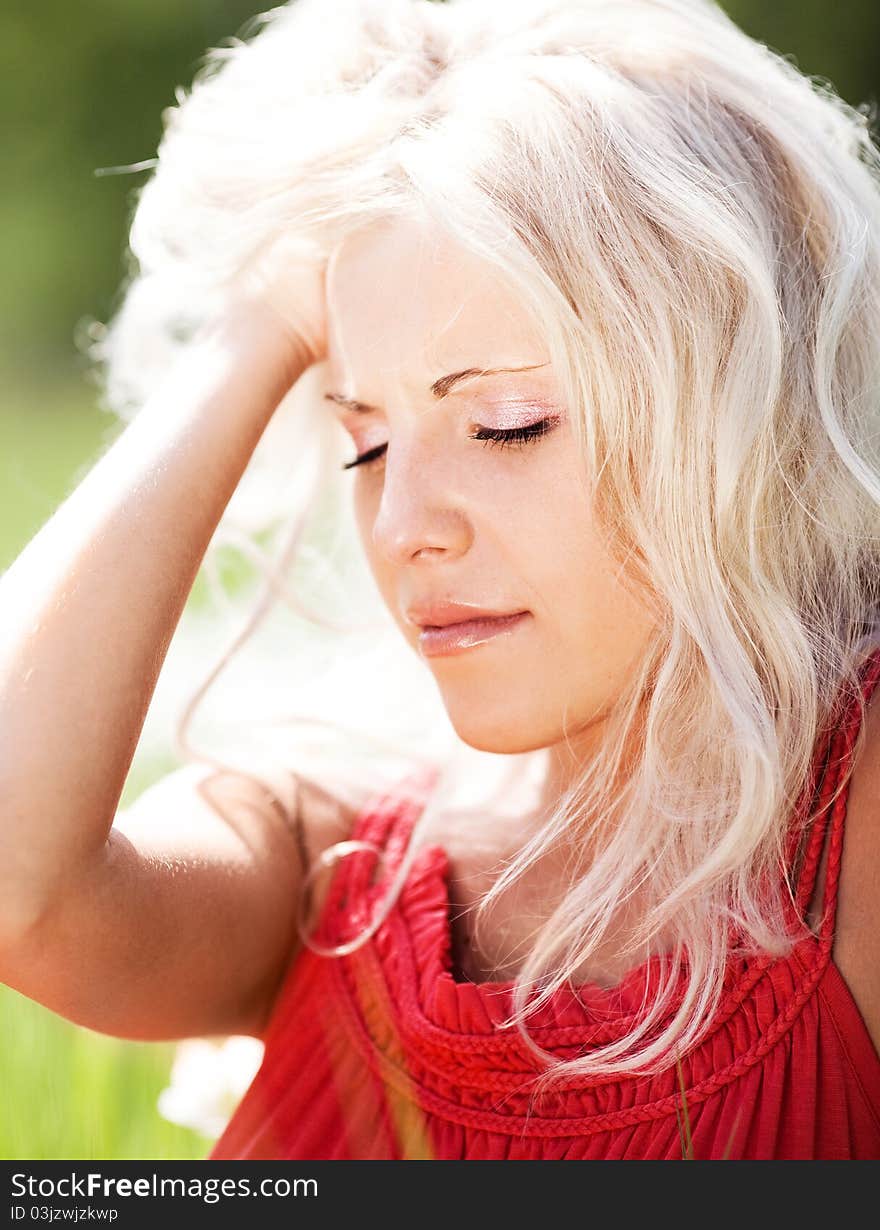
[500,459,593,586]
[517,467,652,643]
[557,528,657,667]
[352,483,371,552]
[352,476,380,545]
[352,483,396,593]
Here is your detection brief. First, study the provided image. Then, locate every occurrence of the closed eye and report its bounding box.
[341,416,560,471]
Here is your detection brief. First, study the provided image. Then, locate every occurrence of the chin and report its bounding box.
[445,710,558,757]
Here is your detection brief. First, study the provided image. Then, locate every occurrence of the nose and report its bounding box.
[369,434,473,566]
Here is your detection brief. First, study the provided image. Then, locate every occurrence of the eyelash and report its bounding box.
[341,417,558,471]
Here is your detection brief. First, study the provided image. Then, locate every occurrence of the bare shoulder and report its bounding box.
[828,680,880,1053]
[282,771,364,880]
[172,761,363,909]
[15,759,367,1043]
[118,760,359,871]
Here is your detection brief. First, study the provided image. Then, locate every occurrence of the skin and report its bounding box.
[321,213,880,1013]
[325,215,658,809]
[323,215,660,980]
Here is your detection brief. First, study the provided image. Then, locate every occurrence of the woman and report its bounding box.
[1,0,879,1159]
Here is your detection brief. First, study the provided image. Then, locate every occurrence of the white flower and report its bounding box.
[157,1036,265,1140]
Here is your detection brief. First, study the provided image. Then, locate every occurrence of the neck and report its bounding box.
[538,701,647,827]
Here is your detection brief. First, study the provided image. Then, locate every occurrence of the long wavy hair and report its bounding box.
[91,0,880,1087]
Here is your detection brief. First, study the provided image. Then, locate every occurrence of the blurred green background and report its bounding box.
[0,0,877,1160]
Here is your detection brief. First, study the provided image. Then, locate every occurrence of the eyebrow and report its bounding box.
[323,363,549,414]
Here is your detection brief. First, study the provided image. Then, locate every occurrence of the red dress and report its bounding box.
[209,649,880,1160]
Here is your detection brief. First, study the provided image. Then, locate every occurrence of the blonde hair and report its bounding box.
[91,0,880,1088]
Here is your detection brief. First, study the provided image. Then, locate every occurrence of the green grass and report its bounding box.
[0,373,114,569]
[0,987,210,1160]
[0,374,220,1159]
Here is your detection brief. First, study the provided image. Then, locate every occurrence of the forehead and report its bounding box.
[326,216,548,387]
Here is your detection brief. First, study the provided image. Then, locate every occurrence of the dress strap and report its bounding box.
[793,647,880,945]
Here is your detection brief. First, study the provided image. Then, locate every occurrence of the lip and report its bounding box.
[405,600,527,628]
[416,611,530,658]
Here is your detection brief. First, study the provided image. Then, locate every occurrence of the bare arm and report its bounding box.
[0,274,333,1039]
[0,309,304,926]
[0,763,355,1041]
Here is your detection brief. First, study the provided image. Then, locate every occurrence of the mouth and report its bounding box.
[417,611,530,658]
